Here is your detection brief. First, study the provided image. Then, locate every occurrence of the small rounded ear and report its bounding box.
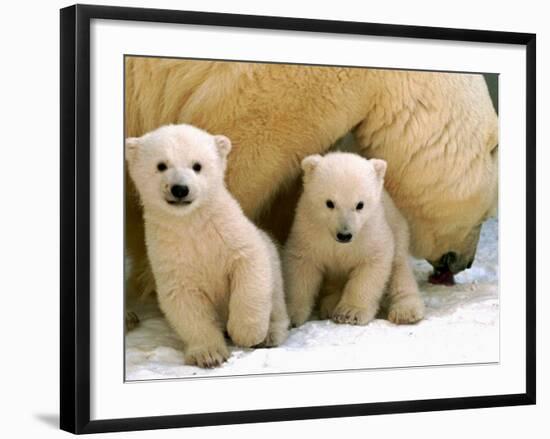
[125,137,140,163]
[214,135,232,159]
[301,155,323,176]
[371,159,387,181]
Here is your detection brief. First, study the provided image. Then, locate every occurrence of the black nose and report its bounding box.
[170,184,189,199]
[336,232,353,243]
[430,251,461,273]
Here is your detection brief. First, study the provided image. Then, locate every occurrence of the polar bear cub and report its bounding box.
[125,124,289,368]
[284,152,425,327]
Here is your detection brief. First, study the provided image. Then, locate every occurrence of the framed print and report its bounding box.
[60,4,536,434]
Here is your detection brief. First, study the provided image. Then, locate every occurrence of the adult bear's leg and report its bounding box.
[125,173,155,301]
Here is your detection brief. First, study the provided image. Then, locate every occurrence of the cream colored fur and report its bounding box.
[353,70,498,268]
[284,152,425,326]
[125,124,289,368]
[125,58,498,298]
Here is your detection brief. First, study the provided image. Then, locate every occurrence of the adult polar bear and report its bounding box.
[125,58,498,296]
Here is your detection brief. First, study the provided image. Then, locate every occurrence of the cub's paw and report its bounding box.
[125,311,139,332]
[185,342,230,368]
[227,318,269,348]
[332,302,375,326]
[319,294,341,320]
[288,304,311,328]
[388,295,425,324]
[261,323,290,348]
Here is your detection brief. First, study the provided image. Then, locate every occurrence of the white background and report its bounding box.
[0,0,546,437]
[91,18,524,420]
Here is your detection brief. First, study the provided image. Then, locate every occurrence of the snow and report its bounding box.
[125,218,499,381]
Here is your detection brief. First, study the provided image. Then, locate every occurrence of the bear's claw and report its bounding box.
[260,323,290,348]
[331,303,375,326]
[186,344,230,368]
[125,311,140,332]
[388,296,425,324]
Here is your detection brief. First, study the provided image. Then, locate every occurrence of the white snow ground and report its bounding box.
[125,218,499,381]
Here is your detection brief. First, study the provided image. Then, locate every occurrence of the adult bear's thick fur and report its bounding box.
[125,58,498,297]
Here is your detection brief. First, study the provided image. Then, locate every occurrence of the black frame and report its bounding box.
[60,4,536,434]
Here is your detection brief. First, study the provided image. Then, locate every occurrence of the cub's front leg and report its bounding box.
[333,255,392,326]
[227,251,273,348]
[261,271,290,347]
[284,253,323,327]
[318,277,345,319]
[386,257,425,324]
[385,221,425,324]
[157,287,229,368]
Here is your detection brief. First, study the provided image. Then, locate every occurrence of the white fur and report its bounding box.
[284,152,425,327]
[125,124,289,368]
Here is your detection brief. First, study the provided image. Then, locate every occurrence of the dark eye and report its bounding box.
[356,202,364,210]
[192,162,202,173]
[157,162,167,172]
[326,200,335,209]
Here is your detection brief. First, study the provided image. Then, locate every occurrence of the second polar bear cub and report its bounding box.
[125,124,289,368]
[284,152,425,327]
